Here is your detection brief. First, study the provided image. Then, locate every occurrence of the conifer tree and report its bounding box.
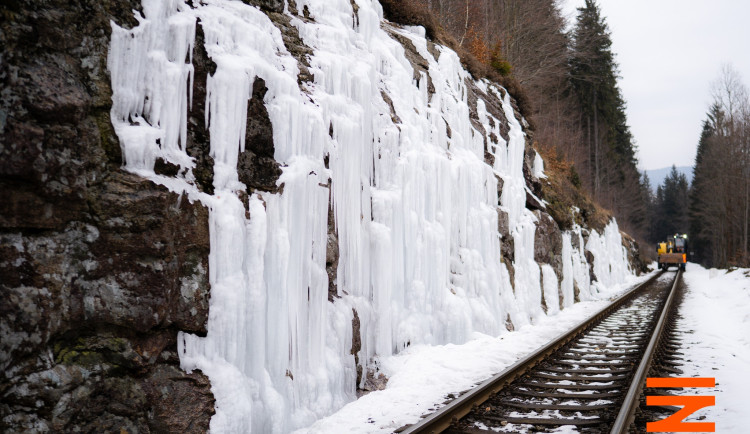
[688,64,750,268]
[569,0,615,195]
[689,106,720,264]
[568,0,645,238]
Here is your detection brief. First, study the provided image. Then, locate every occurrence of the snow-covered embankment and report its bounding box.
[674,265,750,432]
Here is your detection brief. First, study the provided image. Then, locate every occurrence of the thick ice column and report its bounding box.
[297,0,517,374]
[205,63,252,191]
[586,220,631,289]
[511,212,544,325]
[533,152,546,178]
[541,264,560,315]
[560,233,575,308]
[179,193,259,433]
[496,88,527,232]
[178,1,353,432]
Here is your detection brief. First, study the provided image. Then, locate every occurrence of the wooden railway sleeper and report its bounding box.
[529,372,629,382]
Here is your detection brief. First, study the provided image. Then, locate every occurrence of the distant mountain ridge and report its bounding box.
[643,166,693,192]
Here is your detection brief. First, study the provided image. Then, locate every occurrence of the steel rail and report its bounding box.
[400,270,666,434]
[609,269,682,433]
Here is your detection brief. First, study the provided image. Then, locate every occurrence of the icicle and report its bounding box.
[533,151,546,179]
[541,264,560,315]
[108,0,196,174]
[586,220,631,290]
[560,233,575,308]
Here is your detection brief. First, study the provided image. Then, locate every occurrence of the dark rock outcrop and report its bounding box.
[326,200,340,302]
[585,250,597,283]
[186,22,216,195]
[238,78,282,194]
[622,231,648,274]
[243,0,284,13]
[1,0,214,432]
[497,207,514,262]
[351,309,362,388]
[266,10,315,85]
[361,370,388,394]
[534,211,563,275]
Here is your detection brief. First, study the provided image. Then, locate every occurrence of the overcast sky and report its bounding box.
[561,0,750,171]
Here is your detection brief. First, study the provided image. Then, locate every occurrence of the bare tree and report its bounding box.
[459,0,469,46]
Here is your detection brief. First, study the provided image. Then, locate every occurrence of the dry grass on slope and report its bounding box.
[534,145,610,233]
[537,145,652,273]
[378,0,533,123]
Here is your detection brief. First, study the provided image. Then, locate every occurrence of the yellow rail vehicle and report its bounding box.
[657,234,688,271]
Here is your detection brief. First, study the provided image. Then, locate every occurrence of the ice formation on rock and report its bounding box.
[107,0,633,432]
[586,220,632,290]
[533,151,546,179]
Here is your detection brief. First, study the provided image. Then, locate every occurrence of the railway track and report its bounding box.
[398,270,682,434]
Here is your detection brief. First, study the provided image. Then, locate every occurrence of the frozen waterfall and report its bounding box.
[107,0,634,432]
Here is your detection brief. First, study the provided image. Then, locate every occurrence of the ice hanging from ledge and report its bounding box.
[108,0,196,175]
[106,0,634,432]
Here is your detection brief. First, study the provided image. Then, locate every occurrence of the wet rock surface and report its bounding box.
[1,0,214,432]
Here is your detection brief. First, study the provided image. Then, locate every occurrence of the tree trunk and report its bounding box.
[744,175,749,261]
[587,113,592,191]
[459,0,469,46]
[593,86,600,197]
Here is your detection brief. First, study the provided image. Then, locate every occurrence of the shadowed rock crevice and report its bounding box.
[186,21,216,195]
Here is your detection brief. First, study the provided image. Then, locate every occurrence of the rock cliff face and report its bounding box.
[1,1,214,431]
[1,0,644,432]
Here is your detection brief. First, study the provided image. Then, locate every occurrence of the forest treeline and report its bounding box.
[651,66,750,268]
[688,65,750,267]
[386,0,749,268]
[645,67,750,267]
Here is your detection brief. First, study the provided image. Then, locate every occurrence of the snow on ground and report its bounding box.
[298,273,654,434]
[675,264,750,433]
